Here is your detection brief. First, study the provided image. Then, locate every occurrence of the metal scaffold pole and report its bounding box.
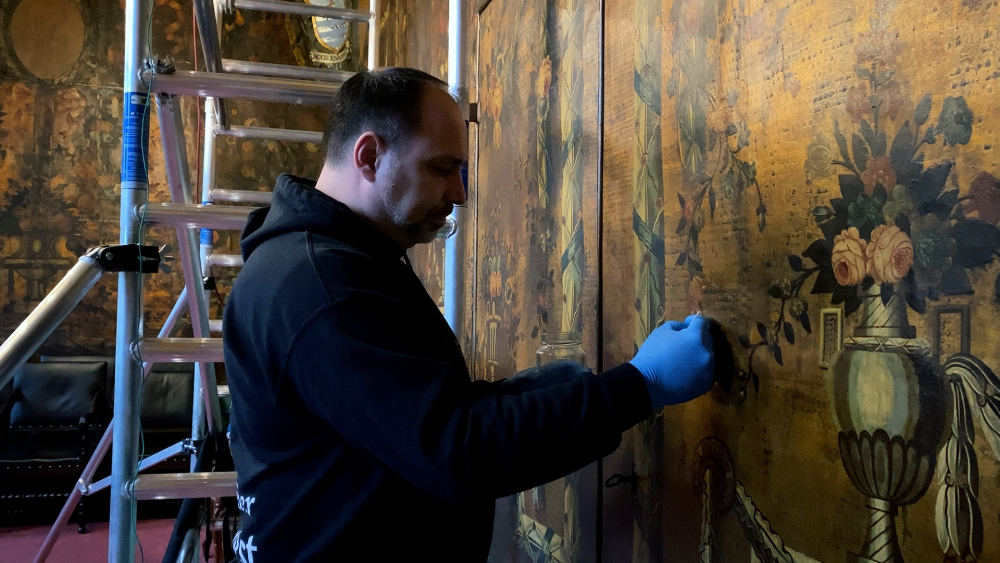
[444,0,468,335]
[110,0,151,560]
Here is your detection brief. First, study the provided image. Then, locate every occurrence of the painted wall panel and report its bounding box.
[603,0,1000,561]
[474,0,602,560]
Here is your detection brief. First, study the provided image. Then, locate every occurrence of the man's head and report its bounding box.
[317,67,468,250]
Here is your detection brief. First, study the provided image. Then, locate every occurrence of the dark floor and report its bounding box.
[0,518,188,563]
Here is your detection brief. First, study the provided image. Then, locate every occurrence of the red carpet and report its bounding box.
[0,519,196,563]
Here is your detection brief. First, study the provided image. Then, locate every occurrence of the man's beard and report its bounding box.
[379,174,447,245]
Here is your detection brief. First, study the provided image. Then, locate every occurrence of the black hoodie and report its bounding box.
[222,174,651,562]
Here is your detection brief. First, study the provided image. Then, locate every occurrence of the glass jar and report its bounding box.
[536,332,586,369]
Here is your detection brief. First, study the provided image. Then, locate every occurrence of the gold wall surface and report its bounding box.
[599,0,1000,560]
[473,0,1000,560]
[0,1,328,356]
[473,0,602,561]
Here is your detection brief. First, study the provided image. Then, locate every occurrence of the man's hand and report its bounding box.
[629,314,715,409]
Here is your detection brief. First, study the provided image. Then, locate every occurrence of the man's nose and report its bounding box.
[446,166,467,206]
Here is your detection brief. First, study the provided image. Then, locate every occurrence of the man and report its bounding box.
[223,67,716,562]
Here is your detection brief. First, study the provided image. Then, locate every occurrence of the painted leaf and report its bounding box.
[708,184,716,219]
[787,254,804,271]
[771,345,783,366]
[757,322,768,341]
[799,310,812,334]
[912,162,954,207]
[851,133,869,173]
[889,121,916,182]
[915,93,932,126]
[834,121,851,165]
[783,322,795,345]
[811,268,837,294]
[738,334,752,349]
[940,266,974,295]
[839,174,865,204]
[953,219,1000,268]
[767,284,783,299]
[677,252,688,266]
[860,119,883,158]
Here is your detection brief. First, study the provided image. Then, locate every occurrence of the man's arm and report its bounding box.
[283,291,651,504]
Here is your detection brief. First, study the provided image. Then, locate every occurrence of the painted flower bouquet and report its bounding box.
[740,91,1000,389]
[797,93,996,316]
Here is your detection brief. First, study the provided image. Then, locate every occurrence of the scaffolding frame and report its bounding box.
[0,1,475,561]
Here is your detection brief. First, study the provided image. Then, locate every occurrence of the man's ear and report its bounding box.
[352,131,382,183]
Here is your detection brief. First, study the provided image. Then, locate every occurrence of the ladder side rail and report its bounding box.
[192,0,229,130]
[368,0,379,70]
[0,256,106,390]
[156,93,223,435]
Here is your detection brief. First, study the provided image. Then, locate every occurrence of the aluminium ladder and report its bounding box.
[4,1,379,562]
[1,0,470,560]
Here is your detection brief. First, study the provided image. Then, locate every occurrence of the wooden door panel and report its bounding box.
[474,0,602,561]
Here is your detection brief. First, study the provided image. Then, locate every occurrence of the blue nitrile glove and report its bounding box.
[630,314,715,409]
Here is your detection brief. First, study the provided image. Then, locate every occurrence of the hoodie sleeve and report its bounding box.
[282,289,651,504]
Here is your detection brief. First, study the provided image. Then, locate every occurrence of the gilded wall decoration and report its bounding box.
[475,0,601,561]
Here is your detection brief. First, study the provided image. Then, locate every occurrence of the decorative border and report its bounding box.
[931,304,971,360]
[818,308,843,368]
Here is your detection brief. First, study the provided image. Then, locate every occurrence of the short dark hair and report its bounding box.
[323,67,449,164]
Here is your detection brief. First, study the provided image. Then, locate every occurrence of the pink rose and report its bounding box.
[866,224,913,285]
[832,227,868,287]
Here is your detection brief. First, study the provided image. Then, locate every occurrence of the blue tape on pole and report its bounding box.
[461,162,468,198]
[200,229,214,245]
[121,91,150,185]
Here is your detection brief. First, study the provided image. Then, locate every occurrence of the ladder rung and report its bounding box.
[132,472,237,500]
[138,338,223,363]
[234,0,372,22]
[209,319,223,333]
[146,70,340,105]
[211,189,275,205]
[139,203,256,230]
[215,125,324,144]
[207,253,245,267]
[222,59,354,83]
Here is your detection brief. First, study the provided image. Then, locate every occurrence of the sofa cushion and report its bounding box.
[140,370,194,429]
[10,362,106,427]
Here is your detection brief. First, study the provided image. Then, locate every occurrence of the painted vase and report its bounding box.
[828,285,949,563]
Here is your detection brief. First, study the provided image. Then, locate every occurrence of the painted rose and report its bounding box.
[832,227,868,287]
[860,156,897,195]
[866,224,913,285]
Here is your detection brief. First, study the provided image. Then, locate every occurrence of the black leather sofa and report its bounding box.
[0,357,197,528]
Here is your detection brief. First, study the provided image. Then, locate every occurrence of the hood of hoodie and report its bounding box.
[240,173,405,263]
